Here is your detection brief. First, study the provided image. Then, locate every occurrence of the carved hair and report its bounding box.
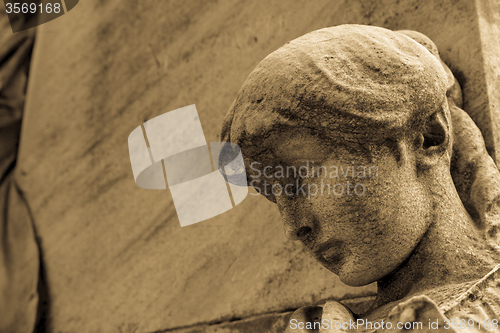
[220,25,449,153]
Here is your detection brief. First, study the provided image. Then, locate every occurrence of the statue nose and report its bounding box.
[278,201,315,241]
[286,225,313,241]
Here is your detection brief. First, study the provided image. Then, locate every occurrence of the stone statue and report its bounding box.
[219,25,500,332]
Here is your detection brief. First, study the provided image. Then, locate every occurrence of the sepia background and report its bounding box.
[1,0,500,332]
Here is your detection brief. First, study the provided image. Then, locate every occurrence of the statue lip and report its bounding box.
[312,240,344,265]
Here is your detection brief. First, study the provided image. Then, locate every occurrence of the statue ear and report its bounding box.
[415,107,450,168]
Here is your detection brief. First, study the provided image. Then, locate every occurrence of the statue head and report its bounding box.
[219,25,479,287]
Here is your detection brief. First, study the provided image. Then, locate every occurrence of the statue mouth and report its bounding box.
[312,240,344,267]
[321,247,342,262]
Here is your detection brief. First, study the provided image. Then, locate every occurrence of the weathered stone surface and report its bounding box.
[475,0,500,166]
[167,312,293,333]
[18,2,380,332]
[162,297,375,333]
[14,0,500,332]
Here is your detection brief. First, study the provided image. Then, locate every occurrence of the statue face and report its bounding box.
[249,128,432,286]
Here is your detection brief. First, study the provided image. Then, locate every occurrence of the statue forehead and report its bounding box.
[221,24,448,155]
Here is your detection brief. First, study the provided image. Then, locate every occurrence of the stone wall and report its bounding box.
[13,0,499,331]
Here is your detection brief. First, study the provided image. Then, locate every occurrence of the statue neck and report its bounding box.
[372,172,500,311]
